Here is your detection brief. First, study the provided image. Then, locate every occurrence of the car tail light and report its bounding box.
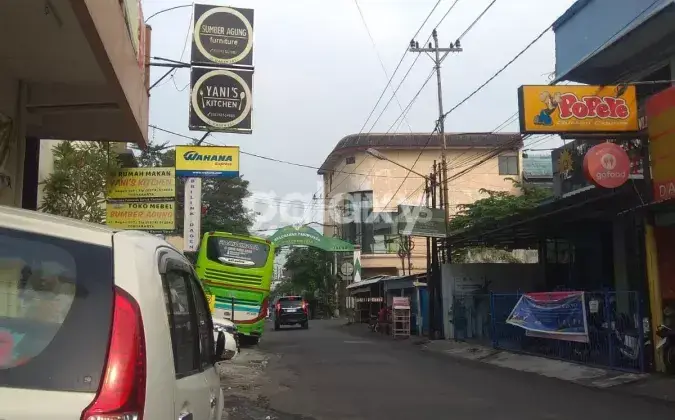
[82,287,146,420]
[276,302,281,312]
[302,301,308,313]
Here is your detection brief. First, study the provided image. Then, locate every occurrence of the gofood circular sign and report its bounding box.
[189,68,253,131]
[582,142,630,188]
[192,5,254,66]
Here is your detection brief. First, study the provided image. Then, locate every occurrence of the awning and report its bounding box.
[554,1,675,84]
[0,0,150,146]
[448,182,646,248]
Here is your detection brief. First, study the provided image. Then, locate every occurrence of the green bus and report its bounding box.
[195,231,275,344]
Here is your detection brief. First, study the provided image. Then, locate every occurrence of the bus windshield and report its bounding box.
[206,237,270,268]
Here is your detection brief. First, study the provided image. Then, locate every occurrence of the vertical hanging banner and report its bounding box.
[191,4,254,67]
[184,177,203,252]
[353,245,362,283]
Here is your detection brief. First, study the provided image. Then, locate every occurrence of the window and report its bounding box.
[345,156,356,165]
[188,271,214,369]
[206,237,270,268]
[498,155,519,175]
[0,227,114,392]
[163,268,199,377]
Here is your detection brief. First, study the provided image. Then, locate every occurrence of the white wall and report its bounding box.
[440,263,545,339]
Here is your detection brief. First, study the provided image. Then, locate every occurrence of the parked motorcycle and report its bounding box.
[369,315,379,333]
[656,324,675,373]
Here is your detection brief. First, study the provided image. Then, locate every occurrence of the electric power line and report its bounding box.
[147,125,425,179]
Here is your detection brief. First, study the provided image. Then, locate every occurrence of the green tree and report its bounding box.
[282,247,338,316]
[40,142,120,223]
[448,178,552,262]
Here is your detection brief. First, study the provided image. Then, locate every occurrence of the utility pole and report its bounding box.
[410,30,461,340]
[409,30,462,235]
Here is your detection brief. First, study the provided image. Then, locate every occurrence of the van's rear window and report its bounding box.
[0,227,113,392]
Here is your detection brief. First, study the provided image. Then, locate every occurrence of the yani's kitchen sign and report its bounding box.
[192,4,254,67]
[189,66,253,133]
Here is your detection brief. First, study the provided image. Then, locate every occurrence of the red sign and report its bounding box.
[559,94,630,120]
[582,143,630,188]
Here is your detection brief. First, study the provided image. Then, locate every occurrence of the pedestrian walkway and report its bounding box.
[343,322,675,406]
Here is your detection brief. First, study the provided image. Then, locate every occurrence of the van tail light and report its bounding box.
[82,287,146,420]
[302,301,308,314]
[276,302,281,313]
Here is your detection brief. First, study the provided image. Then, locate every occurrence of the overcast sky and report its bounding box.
[144,0,576,232]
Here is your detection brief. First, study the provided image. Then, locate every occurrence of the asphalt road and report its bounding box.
[220,319,675,420]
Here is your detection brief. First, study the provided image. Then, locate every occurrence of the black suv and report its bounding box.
[274,296,309,330]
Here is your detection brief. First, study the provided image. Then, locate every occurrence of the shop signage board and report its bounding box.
[518,85,639,134]
[353,246,361,283]
[107,167,176,200]
[552,139,644,198]
[189,66,253,133]
[647,86,675,201]
[106,201,176,231]
[183,178,202,252]
[393,297,410,309]
[122,0,146,69]
[191,4,254,67]
[397,205,446,237]
[582,142,630,189]
[175,145,240,178]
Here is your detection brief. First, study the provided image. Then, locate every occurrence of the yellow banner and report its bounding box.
[175,145,240,178]
[108,168,176,200]
[518,85,639,134]
[106,201,176,231]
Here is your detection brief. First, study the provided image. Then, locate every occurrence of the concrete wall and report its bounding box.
[440,263,546,339]
[0,71,24,208]
[554,0,670,79]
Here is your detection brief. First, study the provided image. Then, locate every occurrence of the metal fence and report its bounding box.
[452,291,647,372]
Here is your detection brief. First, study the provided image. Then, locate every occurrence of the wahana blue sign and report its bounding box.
[506,291,589,343]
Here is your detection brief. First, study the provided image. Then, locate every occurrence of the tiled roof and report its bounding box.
[318,132,523,174]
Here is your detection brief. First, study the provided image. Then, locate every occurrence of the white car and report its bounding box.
[0,206,228,420]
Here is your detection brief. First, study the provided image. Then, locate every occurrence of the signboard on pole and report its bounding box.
[107,167,176,200]
[106,201,176,231]
[397,205,446,238]
[183,177,202,252]
[175,145,240,178]
[191,4,254,67]
[189,66,253,133]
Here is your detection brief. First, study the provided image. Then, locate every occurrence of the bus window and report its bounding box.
[206,237,270,268]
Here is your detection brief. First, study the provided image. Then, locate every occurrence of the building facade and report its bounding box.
[0,0,151,210]
[553,0,675,372]
[318,132,523,278]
